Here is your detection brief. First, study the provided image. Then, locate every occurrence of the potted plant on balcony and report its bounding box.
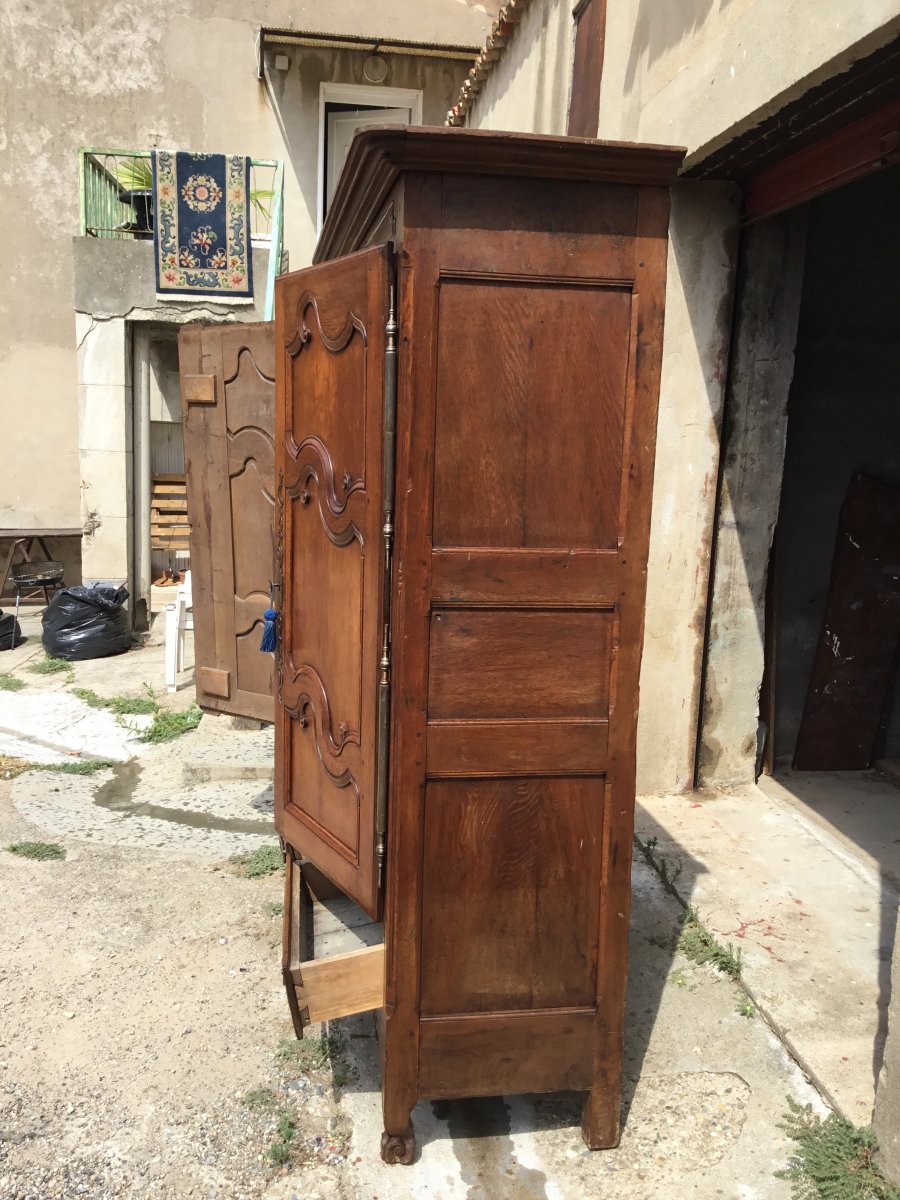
[115,158,154,238]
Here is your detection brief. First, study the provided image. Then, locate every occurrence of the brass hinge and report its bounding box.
[374,283,398,885]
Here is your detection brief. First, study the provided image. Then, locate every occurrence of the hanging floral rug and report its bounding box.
[152,150,254,302]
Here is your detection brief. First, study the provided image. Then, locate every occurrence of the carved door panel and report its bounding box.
[179,323,276,723]
[275,245,391,919]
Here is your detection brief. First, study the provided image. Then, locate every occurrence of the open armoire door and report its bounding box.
[274,244,392,921]
[179,323,276,722]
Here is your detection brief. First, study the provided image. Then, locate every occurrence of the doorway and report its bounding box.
[316,82,422,229]
[767,164,900,777]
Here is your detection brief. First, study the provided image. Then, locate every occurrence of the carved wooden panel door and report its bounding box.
[179,323,275,723]
[274,245,391,919]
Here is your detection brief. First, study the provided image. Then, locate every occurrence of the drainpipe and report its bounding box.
[132,324,152,627]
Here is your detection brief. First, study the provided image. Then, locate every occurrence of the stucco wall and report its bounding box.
[466,0,573,134]
[598,0,900,164]
[262,45,469,269]
[0,0,483,532]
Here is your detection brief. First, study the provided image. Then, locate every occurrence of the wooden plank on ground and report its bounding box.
[794,472,900,770]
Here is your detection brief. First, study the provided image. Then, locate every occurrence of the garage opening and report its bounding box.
[761,163,900,882]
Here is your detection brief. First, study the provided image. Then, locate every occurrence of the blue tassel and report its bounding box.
[260,608,278,652]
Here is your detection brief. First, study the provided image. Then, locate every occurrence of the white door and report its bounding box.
[326,107,411,208]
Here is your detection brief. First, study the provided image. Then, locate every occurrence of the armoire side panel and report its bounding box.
[420,264,634,1076]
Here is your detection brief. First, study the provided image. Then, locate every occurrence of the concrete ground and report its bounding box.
[638,768,900,1128]
[0,607,856,1198]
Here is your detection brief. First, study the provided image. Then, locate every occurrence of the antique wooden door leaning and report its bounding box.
[179,322,276,723]
[274,126,683,1163]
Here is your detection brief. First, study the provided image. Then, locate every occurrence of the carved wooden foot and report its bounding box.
[380,1128,415,1165]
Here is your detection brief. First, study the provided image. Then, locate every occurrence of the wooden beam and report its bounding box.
[745,97,900,221]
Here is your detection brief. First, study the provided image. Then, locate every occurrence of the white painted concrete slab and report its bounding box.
[0,692,151,762]
[637,783,900,1124]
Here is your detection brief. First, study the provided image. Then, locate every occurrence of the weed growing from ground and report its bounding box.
[678,905,742,978]
[738,998,757,1018]
[276,1034,340,1072]
[263,900,284,917]
[72,686,157,715]
[264,1110,297,1165]
[137,703,202,744]
[5,841,66,861]
[27,655,73,679]
[242,1086,277,1112]
[40,759,116,776]
[0,673,24,692]
[231,845,283,879]
[776,1097,900,1200]
[0,756,32,779]
[635,833,683,889]
[2,757,114,778]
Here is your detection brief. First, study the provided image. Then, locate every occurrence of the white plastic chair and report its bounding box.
[164,570,193,693]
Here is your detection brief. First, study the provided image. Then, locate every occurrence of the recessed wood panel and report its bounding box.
[432,279,631,550]
[425,719,609,777]
[420,777,604,1015]
[427,609,612,720]
[286,719,360,864]
[431,548,618,607]
[418,1009,595,1098]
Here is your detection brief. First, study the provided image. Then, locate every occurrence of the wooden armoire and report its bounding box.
[274,126,683,1162]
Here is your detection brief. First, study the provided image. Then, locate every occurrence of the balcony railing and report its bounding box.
[78,149,285,318]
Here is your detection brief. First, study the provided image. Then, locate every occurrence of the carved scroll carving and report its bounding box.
[283,662,359,759]
[283,290,368,357]
[287,438,365,550]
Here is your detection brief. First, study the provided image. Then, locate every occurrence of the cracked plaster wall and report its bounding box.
[0,0,482,534]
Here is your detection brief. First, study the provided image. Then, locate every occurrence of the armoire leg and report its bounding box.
[380,1126,415,1165]
[581,1086,621,1150]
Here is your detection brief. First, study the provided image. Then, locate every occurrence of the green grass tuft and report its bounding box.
[263,900,284,918]
[27,655,73,676]
[40,758,116,776]
[0,673,24,692]
[136,703,202,744]
[776,1097,900,1199]
[5,841,66,861]
[242,1086,277,1112]
[264,1110,297,1165]
[73,686,158,715]
[678,905,742,978]
[275,1034,339,1072]
[231,845,283,879]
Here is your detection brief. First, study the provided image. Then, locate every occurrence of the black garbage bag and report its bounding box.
[42,586,132,661]
[0,610,24,650]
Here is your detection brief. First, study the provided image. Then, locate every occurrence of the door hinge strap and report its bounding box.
[375,284,398,883]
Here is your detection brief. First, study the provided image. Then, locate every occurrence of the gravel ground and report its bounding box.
[0,777,350,1200]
